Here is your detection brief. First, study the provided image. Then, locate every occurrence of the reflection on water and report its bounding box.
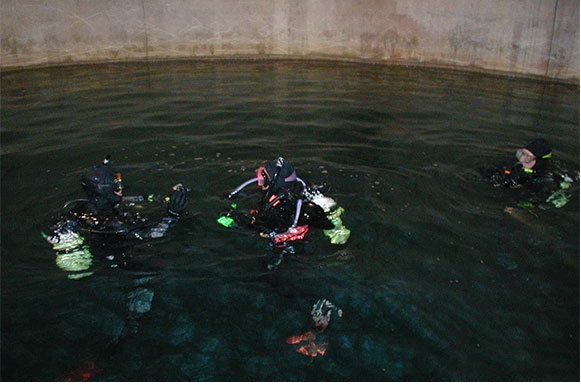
[1,61,579,381]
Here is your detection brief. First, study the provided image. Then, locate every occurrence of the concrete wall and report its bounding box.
[1,0,579,82]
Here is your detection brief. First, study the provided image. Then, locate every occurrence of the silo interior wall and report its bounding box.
[1,0,578,82]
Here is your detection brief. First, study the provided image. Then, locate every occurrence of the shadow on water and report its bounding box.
[1,61,579,381]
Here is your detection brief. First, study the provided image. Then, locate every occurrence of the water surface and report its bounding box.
[1,61,579,381]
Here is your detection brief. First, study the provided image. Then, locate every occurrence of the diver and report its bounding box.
[217,156,351,270]
[45,155,190,380]
[483,138,578,209]
[44,155,189,279]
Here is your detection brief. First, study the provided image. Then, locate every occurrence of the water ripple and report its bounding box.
[1,62,578,381]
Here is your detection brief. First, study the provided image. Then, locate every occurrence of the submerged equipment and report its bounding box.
[217,215,236,228]
[322,206,351,245]
[307,189,351,245]
[286,298,343,359]
[45,226,94,279]
[55,248,94,279]
[544,180,573,208]
[217,203,238,227]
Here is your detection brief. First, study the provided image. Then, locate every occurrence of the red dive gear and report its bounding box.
[272,225,309,244]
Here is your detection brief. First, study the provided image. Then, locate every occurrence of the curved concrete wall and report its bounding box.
[1,0,579,82]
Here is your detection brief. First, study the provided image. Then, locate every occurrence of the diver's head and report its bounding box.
[256,156,297,193]
[81,155,123,210]
[516,139,552,169]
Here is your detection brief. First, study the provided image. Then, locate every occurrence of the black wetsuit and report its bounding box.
[222,156,350,269]
[54,200,179,239]
[46,156,189,278]
[485,158,578,208]
[224,181,335,270]
[230,182,333,237]
[48,204,173,279]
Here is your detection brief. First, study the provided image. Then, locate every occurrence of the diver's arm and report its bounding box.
[291,198,303,228]
[130,216,179,240]
[131,185,189,239]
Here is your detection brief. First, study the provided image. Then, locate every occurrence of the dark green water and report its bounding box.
[1,61,579,381]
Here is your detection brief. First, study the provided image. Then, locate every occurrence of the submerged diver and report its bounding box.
[44,155,189,279]
[286,299,343,360]
[484,138,578,209]
[217,156,351,270]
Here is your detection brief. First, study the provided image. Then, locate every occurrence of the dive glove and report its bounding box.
[167,184,189,217]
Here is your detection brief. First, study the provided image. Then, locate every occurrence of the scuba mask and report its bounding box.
[256,156,297,199]
[515,148,536,170]
[516,139,552,170]
[81,155,123,208]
